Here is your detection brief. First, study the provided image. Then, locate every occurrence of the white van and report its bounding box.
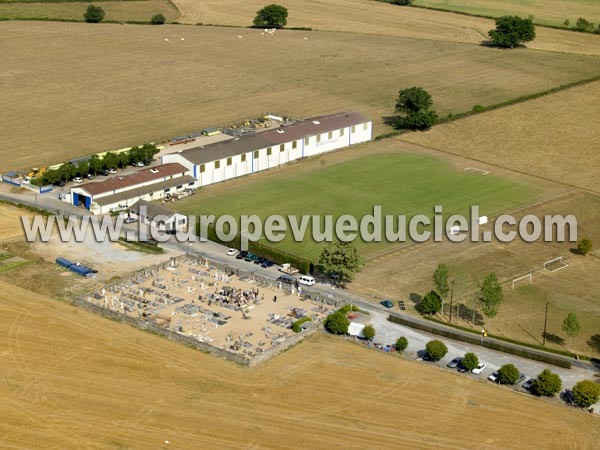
[298,275,315,286]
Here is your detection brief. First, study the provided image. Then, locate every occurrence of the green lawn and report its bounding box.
[175,150,541,262]
[413,0,600,28]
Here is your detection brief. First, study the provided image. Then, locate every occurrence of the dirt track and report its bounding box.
[0,279,598,449]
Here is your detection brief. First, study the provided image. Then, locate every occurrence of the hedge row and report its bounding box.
[202,223,314,274]
[291,317,312,333]
[388,314,572,368]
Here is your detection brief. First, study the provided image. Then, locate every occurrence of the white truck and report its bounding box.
[279,263,299,275]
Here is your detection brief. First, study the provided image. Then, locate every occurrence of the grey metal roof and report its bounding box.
[130,200,179,219]
[177,112,369,166]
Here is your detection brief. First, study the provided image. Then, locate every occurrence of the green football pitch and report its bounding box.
[175,150,541,261]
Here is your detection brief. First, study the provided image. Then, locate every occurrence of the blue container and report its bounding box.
[56,257,73,269]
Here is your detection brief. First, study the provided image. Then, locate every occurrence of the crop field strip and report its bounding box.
[170,0,600,56]
[413,0,600,28]
[2,21,600,171]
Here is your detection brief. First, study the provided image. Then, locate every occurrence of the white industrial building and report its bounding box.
[68,163,195,215]
[129,200,188,231]
[162,112,372,187]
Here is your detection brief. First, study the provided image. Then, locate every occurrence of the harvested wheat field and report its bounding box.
[0,0,179,22]
[171,0,600,55]
[0,202,28,241]
[2,21,600,171]
[0,280,598,449]
[414,0,600,28]
[401,80,600,193]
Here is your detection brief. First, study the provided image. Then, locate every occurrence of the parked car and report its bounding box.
[72,177,83,183]
[522,378,535,390]
[254,257,266,265]
[103,170,110,176]
[472,363,487,374]
[456,363,469,373]
[277,274,296,285]
[86,173,94,179]
[123,217,137,224]
[561,389,576,406]
[447,357,463,369]
[226,248,238,256]
[261,260,274,268]
[236,251,248,260]
[22,176,31,185]
[487,371,499,382]
[516,373,527,384]
[380,300,394,308]
[108,168,117,174]
[133,161,145,167]
[244,252,258,262]
[298,275,315,286]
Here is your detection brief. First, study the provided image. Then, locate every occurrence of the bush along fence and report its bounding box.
[203,223,314,274]
[387,313,572,369]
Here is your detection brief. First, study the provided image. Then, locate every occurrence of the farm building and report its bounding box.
[162,112,372,187]
[68,163,196,215]
[129,200,187,231]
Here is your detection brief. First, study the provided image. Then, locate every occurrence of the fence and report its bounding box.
[2,173,21,187]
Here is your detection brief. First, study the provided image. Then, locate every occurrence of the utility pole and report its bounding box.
[543,302,549,345]
[449,279,455,323]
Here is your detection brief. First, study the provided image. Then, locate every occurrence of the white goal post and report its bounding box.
[543,256,569,273]
[512,273,532,289]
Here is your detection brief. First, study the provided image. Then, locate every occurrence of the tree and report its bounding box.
[531,369,562,396]
[318,240,364,285]
[362,324,375,341]
[395,336,408,352]
[572,380,600,408]
[253,4,288,28]
[462,352,479,371]
[577,237,592,256]
[394,87,437,130]
[497,363,520,385]
[564,19,570,28]
[562,312,581,345]
[324,312,349,335]
[478,273,503,320]
[433,263,450,299]
[84,5,105,23]
[488,16,536,48]
[575,17,594,32]
[151,13,166,25]
[425,339,448,361]
[418,290,442,315]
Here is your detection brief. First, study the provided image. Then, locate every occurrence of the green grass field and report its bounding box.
[175,145,541,261]
[413,0,600,28]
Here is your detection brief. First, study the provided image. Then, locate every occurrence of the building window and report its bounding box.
[227,157,232,166]
[241,154,246,162]
[188,181,194,186]
[340,128,345,137]
[316,134,321,143]
[254,150,259,159]
[363,123,368,130]
[328,131,333,140]
[199,164,205,173]
[304,137,309,145]
[292,140,298,149]
[165,188,171,193]
[214,160,220,169]
[177,185,183,189]
[351,125,356,133]
[280,144,285,152]
[267,147,272,156]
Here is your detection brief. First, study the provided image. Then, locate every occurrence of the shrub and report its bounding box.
[498,363,520,385]
[462,352,479,371]
[291,317,312,333]
[362,324,375,340]
[575,17,594,32]
[395,337,408,352]
[472,104,486,113]
[324,312,349,335]
[418,290,442,315]
[84,5,105,23]
[572,380,600,408]
[577,237,592,256]
[338,304,362,315]
[425,339,448,361]
[531,369,562,396]
[151,13,166,25]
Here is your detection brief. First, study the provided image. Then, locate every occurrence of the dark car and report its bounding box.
[380,300,394,308]
[254,257,266,265]
[447,357,462,369]
[522,378,535,390]
[244,252,258,262]
[261,260,274,268]
[236,251,248,260]
[516,373,527,384]
[456,363,469,373]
